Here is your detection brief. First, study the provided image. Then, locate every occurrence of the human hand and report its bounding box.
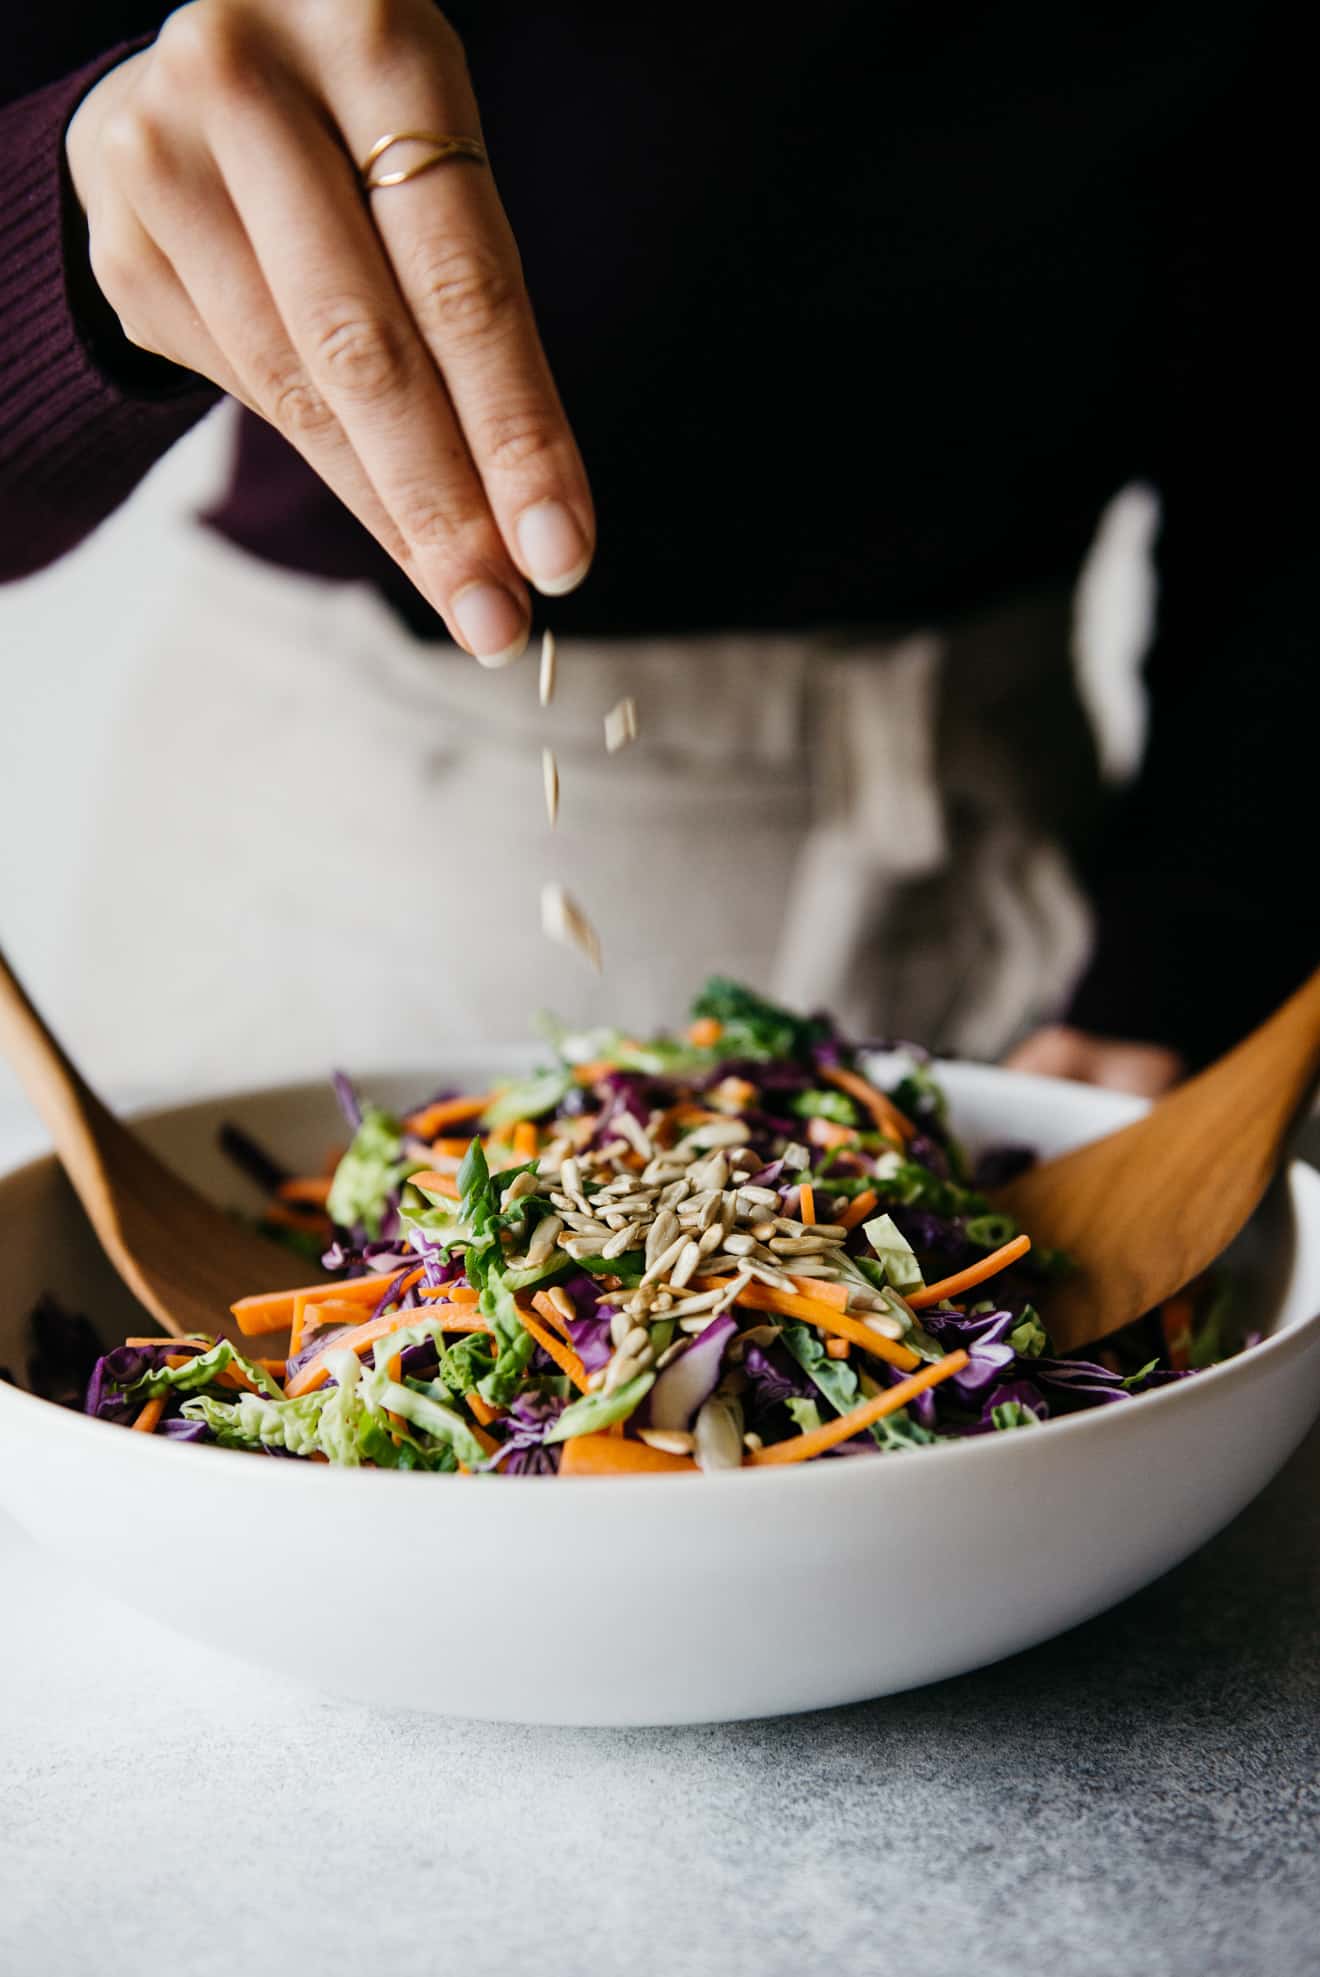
[65,0,594,664]
[1004,1025,1184,1097]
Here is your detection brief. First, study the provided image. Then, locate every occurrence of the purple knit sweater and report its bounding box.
[2,6,1316,1064]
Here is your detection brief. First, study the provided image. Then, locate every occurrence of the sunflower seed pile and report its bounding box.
[535,629,639,974]
[499,1108,907,1408]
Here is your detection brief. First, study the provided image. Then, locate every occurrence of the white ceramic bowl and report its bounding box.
[2,1061,1318,1726]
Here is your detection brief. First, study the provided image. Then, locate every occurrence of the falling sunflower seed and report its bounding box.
[542,746,559,826]
[540,880,602,971]
[539,628,557,706]
[604,694,639,753]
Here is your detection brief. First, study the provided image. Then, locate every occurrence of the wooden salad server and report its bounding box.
[993,964,1320,1354]
[0,943,323,1342]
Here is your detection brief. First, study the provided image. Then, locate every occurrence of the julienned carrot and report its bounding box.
[820,1064,915,1143]
[429,1136,474,1159]
[748,1352,969,1465]
[687,1016,723,1048]
[276,1176,333,1205]
[1160,1294,1195,1372]
[825,1338,852,1359]
[126,1336,206,1349]
[131,1396,167,1434]
[694,1278,920,1371]
[419,1282,479,1306]
[285,1303,488,1398]
[404,1093,492,1138]
[839,1188,879,1231]
[262,1204,334,1236]
[807,1117,858,1149]
[409,1170,461,1200]
[905,1234,1032,1310]
[466,1388,500,1428]
[559,1434,698,1475]
[798,1182,816,1228]
[512,1120,540,1162]
[785,1275,850,1312]
[572,1059,619,1085]
[232,1270,423,1336]
[524,1297,589,1393]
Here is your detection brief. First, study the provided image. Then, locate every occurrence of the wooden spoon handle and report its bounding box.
[1184,962,1320,1183]
[0,944,121,1193]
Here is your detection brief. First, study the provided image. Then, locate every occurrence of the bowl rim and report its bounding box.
[3,1062,1319,1502]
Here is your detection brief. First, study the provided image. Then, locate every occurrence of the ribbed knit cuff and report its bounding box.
[0,45,220,581]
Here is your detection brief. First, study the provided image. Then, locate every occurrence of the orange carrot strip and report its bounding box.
[466,1389,500,1428]
[820,1063,915,1143]
[785,1275,850,1311]
[288,1292,311,1359]
[232,1272,413,1336]
[404,1093,492,1137]
[408,1169,462,1200]
[1160,1294,1195,1372]
[131,1396,167,1434]
[748,1352,969,1464]
[687,1016,723,1048]
[126,1336,207,1350]
[429,1136,474,1159]
[905,1234,1032,1310]
[276,1176,333,1206]
[825,1338,852,1360]
[807,1117,858,1150]
[572,1059,619,1086]
[559,1434,698,1475]
[523,1297,589,1393]
[694,1277,920,1371]
[418,1281,479,1306]
[512,1120,540,1163]
[285,1303,453,1398]
[798,1182,816,1228]
[839,1188,879,1232]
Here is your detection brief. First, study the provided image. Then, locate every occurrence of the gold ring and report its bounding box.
[359,130,487,189]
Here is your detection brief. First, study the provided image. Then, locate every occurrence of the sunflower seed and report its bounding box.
[659,1178,693,1209]
[560,1156,581,1195]
[542,1286,575,1328]
[722,1231,756,1257]
[652,1291,674,1311]
[621,1325,652,1358]
[863,1311,906,1340]
[609,1308,633,1349]
[501,1170,539,1207]
[525,1215,566,1266]
[613,1111,654,1161]
[559,1235,607,1261]
[641,1232,688,1286]
[679,1312,722,1334]
[670,1238,703,1290]
[742,1432,764,1453]
[748,1263,797,1292]
[697,1221,726,1258]
[781,1142,810,1169]
[601,1222,642,1259]
[637,1428,695,1456]
[645,1207,680,1263]
[603,1350,646,1393]
[542,746,559,826]
[751,1220,778,1242]
[684,1118,748,1150]
[780,1255,841,1278]
[663,1288,724,1320]
[538,627,557,706]
[738,1185,780,1207]
[604,694,639,753]
[694,1395,744,1471]
[586,1367,607,1392]
[769,1235,841,1256]
[715,1268,756,1314]
[541,881,602,972]
[654,1336,691,1371]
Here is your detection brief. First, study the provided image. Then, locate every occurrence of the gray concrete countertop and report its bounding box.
[1,1418,1316,1977]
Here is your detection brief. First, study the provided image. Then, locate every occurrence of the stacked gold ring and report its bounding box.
[359,130,487,190]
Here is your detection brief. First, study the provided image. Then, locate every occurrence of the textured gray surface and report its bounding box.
[1,1414,1316,1977]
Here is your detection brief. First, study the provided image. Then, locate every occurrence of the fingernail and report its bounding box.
[452,581,528,667]
[516,499,592,596]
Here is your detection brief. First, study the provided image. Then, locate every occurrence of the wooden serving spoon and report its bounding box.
[993,964,1320,1354]
[0,945,325,1342]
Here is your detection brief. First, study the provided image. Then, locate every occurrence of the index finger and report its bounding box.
[328,20,596,599]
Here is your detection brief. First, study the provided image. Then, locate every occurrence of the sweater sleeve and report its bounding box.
[0,45,220,581]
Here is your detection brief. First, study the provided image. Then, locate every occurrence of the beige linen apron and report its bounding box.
[48,527,1095,1095]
